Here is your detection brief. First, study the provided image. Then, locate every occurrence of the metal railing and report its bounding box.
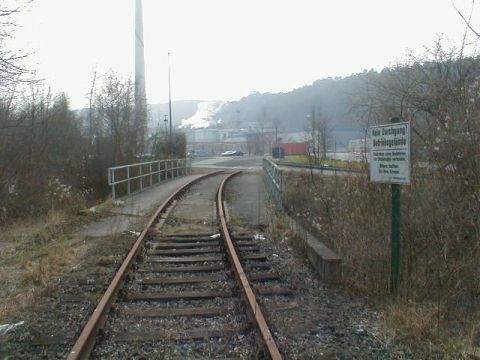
[274,160,363,174]
[263,157,285,208]
[108,158,191,199]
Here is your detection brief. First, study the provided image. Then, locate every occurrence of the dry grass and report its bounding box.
[79,195,118,220]
[381,301,480,359]
[265,207,307,257]
[283,171,480,358]
[0,210,89,322]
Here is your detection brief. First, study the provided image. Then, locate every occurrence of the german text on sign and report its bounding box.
[369,122,410,185]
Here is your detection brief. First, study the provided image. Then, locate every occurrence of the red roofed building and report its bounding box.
[274,142,308,156]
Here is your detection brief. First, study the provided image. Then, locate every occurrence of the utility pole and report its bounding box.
[168,52,173,157]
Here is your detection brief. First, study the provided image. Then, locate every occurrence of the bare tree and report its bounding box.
[347,40,480,336]
[305,107,332,164]
[452,0,480,38]
[0,87,85,220]
[94,72,142,164]
[0,1,34,89]
[0,1,36,133]
[87,70,97,146]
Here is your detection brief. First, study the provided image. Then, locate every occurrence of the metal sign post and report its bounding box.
[369,117,410,295]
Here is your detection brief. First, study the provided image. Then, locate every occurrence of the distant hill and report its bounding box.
[212,73,370,147]
[214,75,367,132]
[146,75,367,134]
[73,72,371,148]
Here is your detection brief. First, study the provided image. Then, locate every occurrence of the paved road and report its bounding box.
[192,155,263,169]
[192,156,364,177]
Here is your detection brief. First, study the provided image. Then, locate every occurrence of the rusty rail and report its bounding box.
[67,171,222,360]
[217,172,283,360]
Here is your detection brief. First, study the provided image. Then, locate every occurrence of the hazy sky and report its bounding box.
[11,0,479,109]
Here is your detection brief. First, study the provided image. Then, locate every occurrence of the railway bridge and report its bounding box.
[0,155,395,359]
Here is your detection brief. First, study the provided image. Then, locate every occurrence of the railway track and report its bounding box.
[67,171,295,359]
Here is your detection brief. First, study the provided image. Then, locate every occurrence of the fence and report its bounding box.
[108,158,191,199]
[275,161,362,174]
[262,157,285,208]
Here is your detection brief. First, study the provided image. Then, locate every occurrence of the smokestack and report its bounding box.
[135,0,147,151]
[135,0,146,103]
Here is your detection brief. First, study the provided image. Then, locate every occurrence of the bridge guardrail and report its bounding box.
[263,157,343,283]
[262,157,285,208]
[275,160,363,173]
[108,158,191,199]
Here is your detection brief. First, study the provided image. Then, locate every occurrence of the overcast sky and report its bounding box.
[11,0,479,109]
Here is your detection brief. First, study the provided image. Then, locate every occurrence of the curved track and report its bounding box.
[67,171,282,359]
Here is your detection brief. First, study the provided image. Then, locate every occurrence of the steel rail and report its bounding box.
[217,172,283,360]
[67,171,222,360]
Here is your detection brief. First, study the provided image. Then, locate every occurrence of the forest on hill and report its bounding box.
[216,74,364,131]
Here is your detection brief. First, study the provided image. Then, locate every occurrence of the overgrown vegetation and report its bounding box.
[283,41,480,357]
[0,210,81,321]
[285,172,479,357]
[0,1,191,325]
[0,8,185,224]
[0,67,189,224]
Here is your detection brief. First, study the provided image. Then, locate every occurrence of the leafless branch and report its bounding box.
[452,0,480,38]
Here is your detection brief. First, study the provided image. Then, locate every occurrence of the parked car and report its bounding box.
[221,150,236,156]
[221,150,244,156]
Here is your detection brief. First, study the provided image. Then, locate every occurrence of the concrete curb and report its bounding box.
[284,214,342,284]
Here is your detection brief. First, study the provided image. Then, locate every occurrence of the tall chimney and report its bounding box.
[135,0,147,151]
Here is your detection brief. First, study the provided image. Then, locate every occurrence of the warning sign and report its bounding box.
[369,122,410,185]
